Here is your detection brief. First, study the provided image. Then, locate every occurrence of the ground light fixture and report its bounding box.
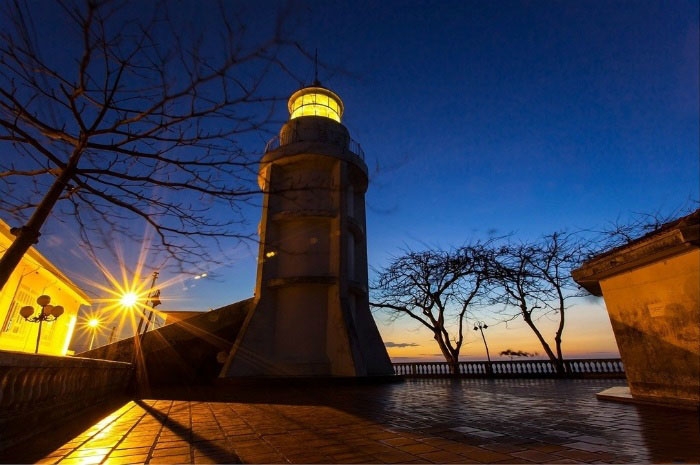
[19,294,64,354]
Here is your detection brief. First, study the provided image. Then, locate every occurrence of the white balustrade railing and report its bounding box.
[393,358,625,378]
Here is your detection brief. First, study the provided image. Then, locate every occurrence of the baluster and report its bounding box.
[35,369,48,403]
[0,369,15,408]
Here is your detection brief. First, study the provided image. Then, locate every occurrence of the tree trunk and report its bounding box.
[0,148,83,292]
[434,333,460,375]
[522,313,565,375]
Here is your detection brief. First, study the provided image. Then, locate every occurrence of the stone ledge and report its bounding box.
[597,386,700,411]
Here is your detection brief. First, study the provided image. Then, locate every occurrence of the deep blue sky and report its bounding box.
[305,1,699,254]
[12,1,699,352]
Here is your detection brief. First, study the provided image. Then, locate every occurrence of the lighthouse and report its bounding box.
[221,83,394,377]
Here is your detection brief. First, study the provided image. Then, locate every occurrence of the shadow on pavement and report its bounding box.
[0,396,130,464]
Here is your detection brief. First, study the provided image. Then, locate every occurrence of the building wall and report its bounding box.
[599,249,699,405]
[0,221,90,355]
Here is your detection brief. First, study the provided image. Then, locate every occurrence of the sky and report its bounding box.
[4,0,699,359]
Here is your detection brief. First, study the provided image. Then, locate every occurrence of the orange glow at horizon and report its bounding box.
[378,302,620,362]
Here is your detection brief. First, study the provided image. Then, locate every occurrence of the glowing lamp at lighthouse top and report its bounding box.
[288,86,344,123]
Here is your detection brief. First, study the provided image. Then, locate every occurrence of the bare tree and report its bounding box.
[371,244,492,373]
[0,0,307,291]
[586,204,699,256]
[490,232,587,374]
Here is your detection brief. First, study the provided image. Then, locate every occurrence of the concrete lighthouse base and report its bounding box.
[220,290,394,378]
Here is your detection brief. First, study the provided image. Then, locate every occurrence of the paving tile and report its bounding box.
[151,445,191,457]
[381,436,421,447]
[107,446,152,458]
[20,379,699,465]
[479,442,526,454]
[147,454,190,464]
[418,450,473,463]
[102,455,149,465]
[510,449,563,463]
[458,446,513,463]
[399,442,441,454]
[563,441,612,452]
[554,448,605,461]
[56,457,102,465]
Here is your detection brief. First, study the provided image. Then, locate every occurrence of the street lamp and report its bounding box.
[20,295,64,354]
[120,292,138,308]
[87,317,100,350]
[473,321,492,364]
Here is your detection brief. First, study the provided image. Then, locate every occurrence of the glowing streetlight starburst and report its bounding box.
[120,292,138,308]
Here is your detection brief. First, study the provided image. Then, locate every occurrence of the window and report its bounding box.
[2,285,33,335]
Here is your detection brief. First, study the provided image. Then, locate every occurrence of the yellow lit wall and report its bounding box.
[288,87,343,122]
[0,219,91,355]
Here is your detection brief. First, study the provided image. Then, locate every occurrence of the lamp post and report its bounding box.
[134,271,160,337]
[20,295,64,354]
[137,271,161,339]
[473,321,492,375]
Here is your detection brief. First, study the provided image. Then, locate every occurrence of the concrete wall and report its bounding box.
[573,211,699,409]
[81,299,252,387]
[598,250,699,406]
[0,351,131,451]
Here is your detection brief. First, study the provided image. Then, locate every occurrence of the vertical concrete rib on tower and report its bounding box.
[221,85,393,377]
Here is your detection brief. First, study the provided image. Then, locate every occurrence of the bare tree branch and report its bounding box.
[0,0,310,289]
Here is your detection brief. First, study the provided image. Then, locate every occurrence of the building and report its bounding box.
[572,209,699,409]
[0,218,91,355]
[221,83,394,377]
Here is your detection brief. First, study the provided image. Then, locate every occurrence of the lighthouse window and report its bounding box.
[290,92,342,122]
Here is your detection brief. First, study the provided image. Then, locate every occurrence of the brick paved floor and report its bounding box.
[9,379,700,464]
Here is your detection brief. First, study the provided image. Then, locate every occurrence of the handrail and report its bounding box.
[0,352,133,450]
[264,134,365,160]
[392,358,625,378]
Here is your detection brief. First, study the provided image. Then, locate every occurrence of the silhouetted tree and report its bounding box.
[499,349,536,360]
[0,0,307,291]
[371,244,493,373]
[490,232,587,374]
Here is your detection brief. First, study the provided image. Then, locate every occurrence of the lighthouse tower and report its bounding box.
[221,83,394,377]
